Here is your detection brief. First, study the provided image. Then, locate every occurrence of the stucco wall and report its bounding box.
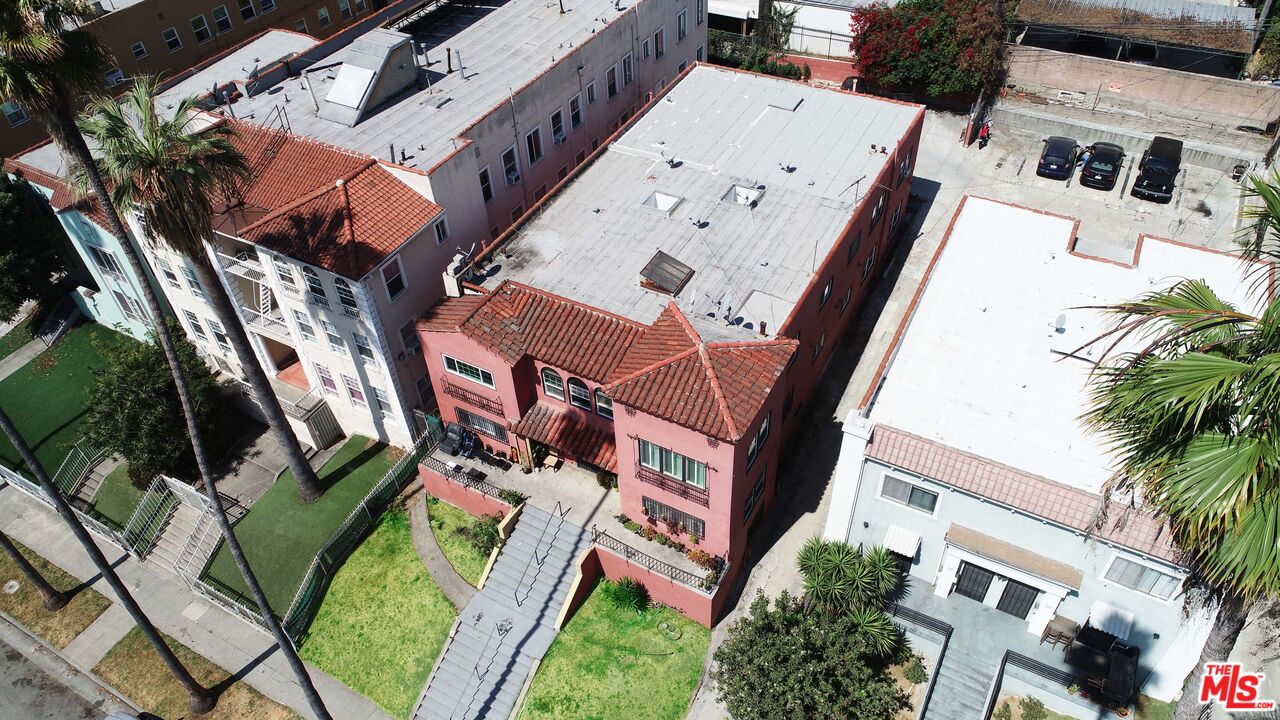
[55,208,165,341]
[419,464,512,518]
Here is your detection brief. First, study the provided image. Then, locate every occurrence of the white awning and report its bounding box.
[884,525,921,558]
[1089,600,1135,639]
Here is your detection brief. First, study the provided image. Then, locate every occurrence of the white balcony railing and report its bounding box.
[216,251,266,282]
[243,308,292,341]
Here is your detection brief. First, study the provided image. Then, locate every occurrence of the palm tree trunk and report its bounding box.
[0,528,69,611]
[1173,592,1250,720]
[190,255,323,502]
[0,407,216,714]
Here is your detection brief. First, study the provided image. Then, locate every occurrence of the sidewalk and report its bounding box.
[0,483,391,720]
[0,338,45,382]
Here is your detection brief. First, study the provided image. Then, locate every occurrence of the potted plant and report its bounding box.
[1067,684,1080,696]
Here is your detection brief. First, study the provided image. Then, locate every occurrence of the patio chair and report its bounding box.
[440,423,464,456]
[459,430,477,458]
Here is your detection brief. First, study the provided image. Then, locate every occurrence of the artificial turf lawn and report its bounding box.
[94,628,300,720]
[90,463,144,529]
[1137,695,1175,720]
[0,323,134,477]
[299,508,455,718]
[0,315,35,363]
[427,497,492,587]
[517,583,710,720]
[0,537,110,649]
[202,436,395,612]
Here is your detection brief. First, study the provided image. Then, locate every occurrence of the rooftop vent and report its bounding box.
[722,184,764,207]
[640,250,694,295]
[642,191,682,216]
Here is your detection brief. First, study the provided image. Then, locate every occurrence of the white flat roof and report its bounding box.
[868,196,1261,494]
[476,65,920,341]
[157,30,318,108]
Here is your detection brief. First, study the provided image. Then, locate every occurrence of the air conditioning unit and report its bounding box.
[506,170,521,185]
[553,130,567,146]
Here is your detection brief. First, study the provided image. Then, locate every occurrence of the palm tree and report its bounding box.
[77,78,334,720]
[0,528,68,611]
[0,0,322,503]
[0,408,216,713]
[796,538,901,655]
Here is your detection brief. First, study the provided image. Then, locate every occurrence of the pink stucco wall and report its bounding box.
[419,465,512,518]
[420,328,523,455]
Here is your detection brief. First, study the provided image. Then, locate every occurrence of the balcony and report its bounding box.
[635,464,709,508]
[441,377,503,416]
[241,377,326,420]
[217,251,266,283]
[242,307,292,342]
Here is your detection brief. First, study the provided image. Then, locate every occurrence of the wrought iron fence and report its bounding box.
[420,452,506,500]
[441,377,504,416]
[591,527,725,594]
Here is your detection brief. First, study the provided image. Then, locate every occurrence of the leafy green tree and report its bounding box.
[1255,20,1280,78]
[0,173,65,323]
[797,538,901,655]
[712,591,910,719]
[850,0,1005,96]
[81,320,233,485]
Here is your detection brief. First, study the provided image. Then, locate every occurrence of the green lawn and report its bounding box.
[517,583,709,720]
[90,463,144,529]
[0,323,133,476]
[0,537,111,649]
[300,509,455,718]
[427,497,491,587]
[202,436,395,612]
[0,314,35,363]
[1137,694,1175,720]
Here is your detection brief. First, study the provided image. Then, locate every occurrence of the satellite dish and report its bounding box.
[1054,313,1067,334]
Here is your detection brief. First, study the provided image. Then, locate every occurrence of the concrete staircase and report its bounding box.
[75,463,110,505]
[414,505,592,720]
[924,649,996,720]
[147,503,215,573]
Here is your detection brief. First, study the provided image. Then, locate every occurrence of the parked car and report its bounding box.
[1079,142,1125,191]
[1130,136,1183,203]
[1037,136,1079,180]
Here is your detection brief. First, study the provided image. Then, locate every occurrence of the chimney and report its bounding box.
[446,48,453,73]
[759,320,767,336]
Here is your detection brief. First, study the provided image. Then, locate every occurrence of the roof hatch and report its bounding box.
[640,250,694,295]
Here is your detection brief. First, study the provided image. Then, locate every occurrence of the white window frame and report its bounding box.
[112,290,145,322]
[677,9,688,41]
[878,473,940,517]
[87,245,124,278]
[819,277,833,308]
[605,65,618,99]
[261,0,277,12]
[400,320,420,355]
[342,374,366,408]
[654,27,666,59]
[207,319,233,353]
[155,258,182,290]
[354,0,367,12]
[105,68,125,86]
[130,42,148,59]
[294,18,308,32]
[371,386,393,419]
[162,27,182,52]
[586,81,597,104]
[212,5,232,32]
[272,255,298,291]
[696,45,704,62]
[353,332,376,363]
[696,0,705,25]
[321,320,346,354]
[292,309,318,343]
[334,277,359,317]
[550,109,566,144]
[502,144,521,185]
[238,0,257,21]
[622,52,634,87]
[567,377,592,410]
[318,6,331,26]
[594,389,613,420]
[745,412,771,469]
[183,310,208,342]
[1,100,26,127]
[642,38,650,60]
[315,364,338,395]
[525,125,544,165]
[303,266,329,307]
[478,165,493,202]
[743,469,765,521]
[443,354,495,389]
[338,0,352,20]
[862,245,878,282]
[568,93,583,131]
[181,264,205,299]
[638,439,707,490]
[541,367,565,401]
[190,15,211,43]
[1102,556,1181,601]
[433,217,451,246]
[381,256,407,301]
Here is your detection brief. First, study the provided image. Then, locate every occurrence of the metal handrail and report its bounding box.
[122,477,175,558]
[886,603,954,720]
[591,527,716,593]
[449,617,513,720]
[51,442,105,498]
[635,464,709,507]
[173,506,217,584]
[420,453,506,499]
[441,377,504,416]
[513,501,566,607]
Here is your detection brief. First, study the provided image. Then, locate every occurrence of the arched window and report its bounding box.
[302,266,328,307]
[567,377,591,410]
[541,367,565,401]
[594,389,613,420]
[334,277,359,317]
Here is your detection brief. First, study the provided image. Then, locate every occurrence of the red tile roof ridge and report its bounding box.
[495,280,650,331]
[235,157,377,238]
[704,338,800,351]
[697,343,741,441]
[219,115,372,163]
[667,300,704,345]
[603,344,703,389]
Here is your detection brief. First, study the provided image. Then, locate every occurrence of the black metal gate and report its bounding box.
[997,579,1039,619]
[954,562,994,602]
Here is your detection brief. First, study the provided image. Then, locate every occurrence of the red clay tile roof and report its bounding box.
[866,425,1182,565]
[511,402,617,471]
[3,157,113,229]
[605,303,797,443]
[223,119,371,214]
[419,292,488,332]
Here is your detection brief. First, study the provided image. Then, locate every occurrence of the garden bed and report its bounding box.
[0,538,110,648]
[890,654,931,720]
[426,496,496,587]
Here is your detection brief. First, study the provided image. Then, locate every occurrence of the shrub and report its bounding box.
[596,471,618,489]
[601,577,649,613]
[641,525,658,541]
[993,700,1013,720]
[687,548,719,570]
[623,520,641,533]
[689,533,700,545]
[1019,697,1048,720]
[904,655,928,684]
[455,513,502,554]
[498,488,528,506]
[701,570,720,591]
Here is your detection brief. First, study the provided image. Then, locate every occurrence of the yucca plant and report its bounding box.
[602,577,649,613]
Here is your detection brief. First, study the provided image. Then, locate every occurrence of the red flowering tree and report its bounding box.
[850,0,1004,96]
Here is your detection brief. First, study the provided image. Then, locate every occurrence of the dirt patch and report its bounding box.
[1015,0,1252,53]
[890,659,931,720]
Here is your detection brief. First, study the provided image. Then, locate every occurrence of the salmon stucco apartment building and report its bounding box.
[9,0,707,450]
[417,64,923,620]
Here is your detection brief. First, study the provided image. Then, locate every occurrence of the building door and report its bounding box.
[954,562,994,602]
[996,579,1039,619]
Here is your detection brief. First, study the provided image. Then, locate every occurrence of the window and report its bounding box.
[591,137,600,151]
[416,374,433,406]
[381,257,406,300]
[575,150,586,165]
[746,412,770,469]
[183,310,208,341]
[818,277,833,308]
[105,68,124,86]
[162,27,182,52]
[502,144,521,185]
[272,255,298,291]
[654,28,665,59]
[1105,557,1179,600]
[678,59,688,72]
[156,259,181,290]
[838,287,852,316]
[207,319,232,353]
[880,475,938,514]
[605,65,618,99]
[334,277,359,317]
[525,126,544,165]
[294,18,308,32]
[190,15,211,43]
[696,0,705,24]
[846,230,862,265]
[478,166,493,202]
[743,469,765,521]
[338,0,352,19]
[181,264,205,299]
[811,332,825,363]
[321,320,345,353]
[696,45,704,62]
[315,364,338,395]
[342,374,366,407]
[586,81,597,104]
[400,321,420,354]
[534,183,547,200]
[642,39,650,60]
[239,0,257,21]
[870,192,886,227]
[354,0,367,12]
[292,309,318,343]
[862,245,878,282]
[594,390,613,420]
[457,407,509,442]
[1,100,26,127]
[87,246,123,277]
[261,0,277,12]
[372,387,393,418]
[353,332,375,362]
[212,5,232,32]
[568,94,582,130]
[510,205,524,223]
[318,6,331,26]
[642,497,704,537]
[677,9,687,41]
[302,266,328,306]
[567,378,591,410]
[541,367,565,401]
[130,42,148,60]
[557,164,568,182]
[899,152,912,182]
[889,203,902,233]
[638,439,707,489]
[434,217,451,245]
[444,355,495,388]
[550,109,565,145]
[112,290,144,322]
[622,53,634,87]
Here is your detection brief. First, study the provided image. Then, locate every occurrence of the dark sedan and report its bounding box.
[1037,136,1079,180]
[1079,142,1125,191]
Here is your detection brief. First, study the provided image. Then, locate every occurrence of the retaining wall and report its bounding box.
[418,465,511,518]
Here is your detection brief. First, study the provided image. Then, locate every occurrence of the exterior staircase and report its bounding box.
[923,649,996,720]
[147,503,211,573]
[75,463,110,505]
[414,504,592,720]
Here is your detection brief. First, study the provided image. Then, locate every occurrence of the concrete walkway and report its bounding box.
[0,338,45,382]
[0,483,391,720]
[61,603,134,670]
[407,489,477,611]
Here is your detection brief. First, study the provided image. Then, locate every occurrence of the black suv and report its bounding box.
[1079,142,1125,191]
[1131,136,1182,203]
[1037,136,1078,180]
